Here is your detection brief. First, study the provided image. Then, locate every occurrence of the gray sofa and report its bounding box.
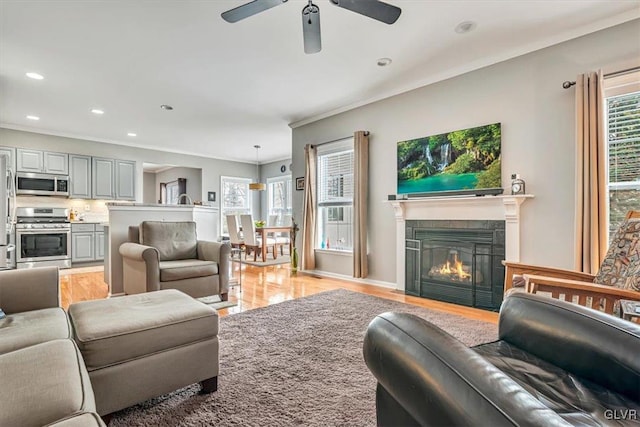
[119,221,231,300]
[0,267,106,427]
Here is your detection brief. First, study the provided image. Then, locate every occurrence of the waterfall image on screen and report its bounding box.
[397,123,501,195]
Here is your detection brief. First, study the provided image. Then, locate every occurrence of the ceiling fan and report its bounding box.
[221,0,402,54]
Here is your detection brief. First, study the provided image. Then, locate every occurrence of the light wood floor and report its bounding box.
[60,264,499,324]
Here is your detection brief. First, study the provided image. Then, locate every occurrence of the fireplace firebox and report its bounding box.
[405,220,505,310]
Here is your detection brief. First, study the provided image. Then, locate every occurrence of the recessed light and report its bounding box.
[377,57,392,67]
[160,104,173,110]
[26,115,40,121]
[455,21,476,34]
[127,132,137,137]
[91,109,105,115]
[26,72,44,80]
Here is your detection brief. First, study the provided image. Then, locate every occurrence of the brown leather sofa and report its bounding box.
[0,267,106,427]
[119,221,231,300]
[364,293,640,426]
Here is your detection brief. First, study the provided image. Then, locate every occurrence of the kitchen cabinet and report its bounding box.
[72,232,95,262]
[72,223,105,263]
[0,146,16,173]
[70,155,91,199]
[44,152,69,174]
[16,149,69,174]
[115,160,135,200]
[16,149,43,172]
[92,158,115,199]
[95,230,105,261]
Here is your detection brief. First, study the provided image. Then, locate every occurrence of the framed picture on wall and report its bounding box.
[296,177,305,191]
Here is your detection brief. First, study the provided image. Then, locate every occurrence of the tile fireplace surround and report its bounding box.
[389,195,533,292]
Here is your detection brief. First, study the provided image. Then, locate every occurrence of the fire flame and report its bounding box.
[438,253,471,279]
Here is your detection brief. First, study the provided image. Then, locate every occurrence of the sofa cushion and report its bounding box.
[474,341,640,425]
[140,221,198,261]
[46,412,106,427]
[0,339,96,427]
[68,289,218,370]
[0,307,71,355]
[159,259,218,282]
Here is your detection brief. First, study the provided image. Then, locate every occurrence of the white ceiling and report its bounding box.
[1,1,638,164]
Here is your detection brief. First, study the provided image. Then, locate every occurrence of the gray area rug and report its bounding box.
[111,289,498,427]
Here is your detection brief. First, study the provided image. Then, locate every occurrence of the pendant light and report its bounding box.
[249,144,266,191]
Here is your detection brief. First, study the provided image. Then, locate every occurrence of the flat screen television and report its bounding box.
[397,123,502,196]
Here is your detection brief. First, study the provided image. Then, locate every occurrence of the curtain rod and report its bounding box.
[562,66,640,89]
[309,131,370,147]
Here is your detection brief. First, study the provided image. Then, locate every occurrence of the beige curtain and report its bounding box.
[575,71,608,274]
[353,131,369,278]
[301,144,317,271]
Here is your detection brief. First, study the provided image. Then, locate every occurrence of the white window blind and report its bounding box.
[318,150,354,206]
[608,91,640,186]
[316,138,354,251]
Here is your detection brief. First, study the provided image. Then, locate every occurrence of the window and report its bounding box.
[317,138,354,251]
[221,176,251,234]
[267,176,292,224]
[605,72,640,238]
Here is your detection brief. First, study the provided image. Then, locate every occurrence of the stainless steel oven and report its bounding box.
[16,172,69,196]
[16,207,71,269]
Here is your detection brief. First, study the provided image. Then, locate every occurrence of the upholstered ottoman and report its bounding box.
[68,289,219,416]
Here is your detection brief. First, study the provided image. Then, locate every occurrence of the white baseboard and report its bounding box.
[304,269,398,290]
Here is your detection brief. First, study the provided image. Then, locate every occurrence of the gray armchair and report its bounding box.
[119,221,231,300]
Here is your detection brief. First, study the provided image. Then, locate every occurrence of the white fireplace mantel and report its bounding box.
[388,195,533,291]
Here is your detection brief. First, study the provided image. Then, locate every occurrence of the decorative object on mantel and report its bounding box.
[397,123,502,197]
[510,174,525,195]
[249,145,266,191]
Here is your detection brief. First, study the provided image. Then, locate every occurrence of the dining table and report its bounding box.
[256,225,293,262]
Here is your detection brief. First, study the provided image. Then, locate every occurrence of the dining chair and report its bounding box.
[275,214,292,255]
[226,215,244,249]
[239,214,276,261]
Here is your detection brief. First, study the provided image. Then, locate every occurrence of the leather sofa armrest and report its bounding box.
[197,241,231,295]
[0,266,60,314]
[363,312,567,427]
[500,293,640,402]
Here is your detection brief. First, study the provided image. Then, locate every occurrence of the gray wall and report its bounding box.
[142,172,156,204]
[0,128,261,217]
[291,19,640,284]
[259,159,292,219]
[154,166,202,204]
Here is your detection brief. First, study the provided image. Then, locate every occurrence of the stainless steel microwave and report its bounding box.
[16,172,69,196]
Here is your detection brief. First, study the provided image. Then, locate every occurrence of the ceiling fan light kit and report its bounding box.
[222,0,402,54]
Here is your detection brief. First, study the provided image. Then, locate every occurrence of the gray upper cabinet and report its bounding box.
[16,149,44,172]
[115,160,135,200]
[0,146,16,173]
[92,158,115,199]
[17,149,68,174]
[70,155,92,199]
[43,151,69,175]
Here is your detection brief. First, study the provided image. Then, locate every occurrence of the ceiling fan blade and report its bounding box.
[330,0,401,24]
[221,0,288,23]
[302,3,321,54]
